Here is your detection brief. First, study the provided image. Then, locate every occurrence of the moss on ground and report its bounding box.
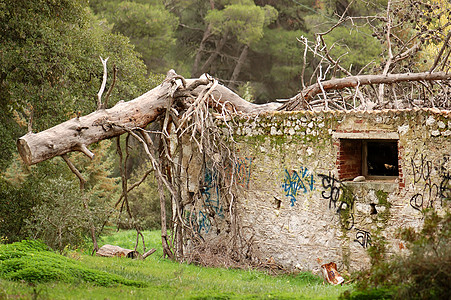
[0,240,145,287]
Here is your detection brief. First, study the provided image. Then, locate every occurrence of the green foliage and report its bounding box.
[0,170,43,243]
[205,2,278,45]
[347,207,451,300]
[0,230,346,299]
[251,27,308,100]
[0,0,149,248]
[0,240,145,287]
[322,26,382,73]
[23,176,90,251]
[90,0,179,73]
[1,141,120,251]
[0,0,151,171]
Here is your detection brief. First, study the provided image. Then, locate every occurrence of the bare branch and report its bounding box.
[430,31,451,73]
[61,154,86,190]
[97,56,109,110]
[103,64,117,109]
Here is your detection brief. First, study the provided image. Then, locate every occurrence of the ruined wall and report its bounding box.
[182,109,450,273]
[226,109,451,274]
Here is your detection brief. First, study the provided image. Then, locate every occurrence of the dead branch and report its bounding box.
[279,71,451,111]
[104,64,118,109]
[97,56,109,110]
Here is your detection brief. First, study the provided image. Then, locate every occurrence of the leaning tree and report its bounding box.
[17,0,451,264]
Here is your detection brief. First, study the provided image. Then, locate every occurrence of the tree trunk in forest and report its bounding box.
[229,45,249,89]
[192,25,212,77]
[199,33,229,75]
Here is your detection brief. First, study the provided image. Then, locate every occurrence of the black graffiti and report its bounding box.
[411,151,432,184]
[354,228,372,248]
[410,183,440,211]
[439,172,451,201]
[318,172,343,209]
[319,172,355,230]
[410,153,450,211]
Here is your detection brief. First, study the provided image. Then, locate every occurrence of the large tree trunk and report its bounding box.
[17,71,280,166]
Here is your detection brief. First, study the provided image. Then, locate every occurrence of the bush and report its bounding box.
[0,177,41,243]
[24,176,91,251]
[344,205,451,300]
[117,162,170,231]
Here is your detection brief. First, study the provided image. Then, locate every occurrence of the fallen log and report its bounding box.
[96,244,156,259]
[17,71,281,166]
[96,244,141,259]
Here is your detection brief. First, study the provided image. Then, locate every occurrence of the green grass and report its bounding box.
[0,230,348,299]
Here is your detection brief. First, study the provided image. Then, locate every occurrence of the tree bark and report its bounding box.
[96,244,140,258]
[17,71,280,166]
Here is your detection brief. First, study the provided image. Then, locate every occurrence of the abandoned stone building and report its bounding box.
[185,108,450,273]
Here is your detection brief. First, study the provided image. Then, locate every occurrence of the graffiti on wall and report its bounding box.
[184,209,212,234]
[318,172,355,230]
[202,168,224,218]
[282,167,315,206]
[224,157,253,188]
[410,152,450,211]
[354,228,372,248]
[235,157,252,188]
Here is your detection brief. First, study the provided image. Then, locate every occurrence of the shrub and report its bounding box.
[344,205,451,300]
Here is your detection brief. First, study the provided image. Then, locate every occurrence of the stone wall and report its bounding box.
[227,109,450,274]
[184,109,450,274]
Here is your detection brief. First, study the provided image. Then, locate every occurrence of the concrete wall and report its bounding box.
[226,109,451,274]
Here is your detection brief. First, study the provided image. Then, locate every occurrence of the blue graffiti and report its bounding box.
[235,157,252,188]
[198,210,211,233]
[184,210,211,234]
[202,168,224,218]
[282,167,315,206]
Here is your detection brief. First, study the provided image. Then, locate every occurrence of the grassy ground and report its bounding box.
[0,230,349,299]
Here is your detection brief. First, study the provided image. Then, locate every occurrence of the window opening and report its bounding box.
[365,141,399,177]
[338,138,399,181]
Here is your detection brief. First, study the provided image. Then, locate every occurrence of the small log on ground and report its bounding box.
[142,248,157,259]
[96,244,141,259]
[96,244,157,259]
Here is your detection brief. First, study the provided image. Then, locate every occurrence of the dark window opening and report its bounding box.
[366,141,399,176]
[338,139,399,181]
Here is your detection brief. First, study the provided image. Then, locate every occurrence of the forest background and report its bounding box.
[0,0,444,249]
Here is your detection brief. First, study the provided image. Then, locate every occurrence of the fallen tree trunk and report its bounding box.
[280,71,451,111]
[17,70,450,165]
[17,71,280,165]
